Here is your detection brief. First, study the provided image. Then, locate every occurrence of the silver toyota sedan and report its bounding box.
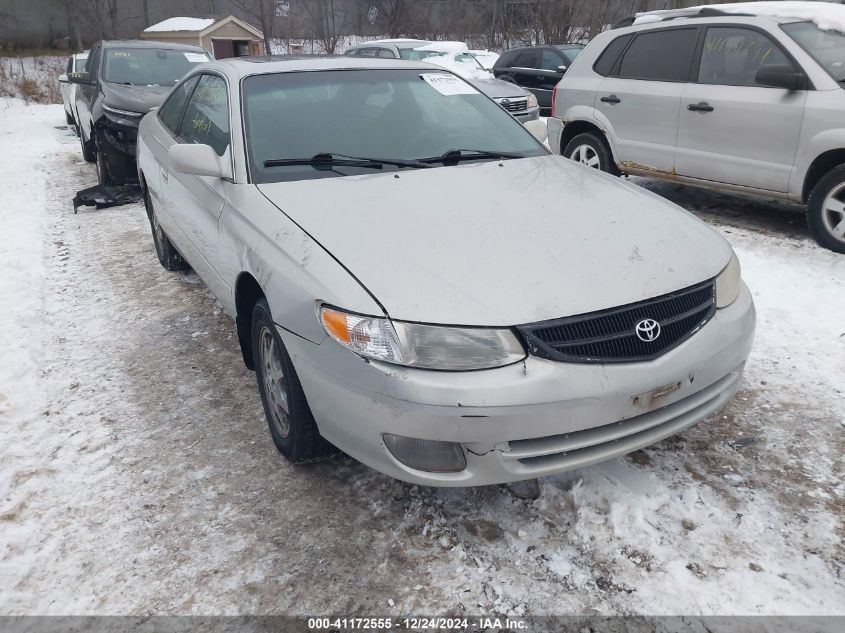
[136,56,755,487]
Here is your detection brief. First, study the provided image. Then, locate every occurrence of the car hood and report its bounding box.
[257,156,732,326]
[469,77,530,99]
[101,82,172,114]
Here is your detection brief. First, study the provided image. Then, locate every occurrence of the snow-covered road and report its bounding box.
[1,100,842,616]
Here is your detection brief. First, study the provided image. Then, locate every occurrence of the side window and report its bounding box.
[66,57,73,73]
[86,46,101,77]
[343,49,357,57]
[158,75,199,135]
[377,48,395,58]
[540,49,563,71]
[514,49,540,68]
[618,28,698,81]
[594,34,633,76]
[358,48,378,57]
[495,50,513,68]
[698,27,794,87]
[179,74,230,157]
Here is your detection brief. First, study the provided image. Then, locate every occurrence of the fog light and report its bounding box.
[383,434,466,473]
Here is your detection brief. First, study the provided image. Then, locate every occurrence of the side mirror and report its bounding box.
[58,74,69,83]
[68,71,93,85]
[524,119,548,143]
[755,64,808,91]
[169,143,231,178]
[557,65,568,73]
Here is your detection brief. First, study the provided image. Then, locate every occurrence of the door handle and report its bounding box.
[600,95,621,104]
[688,102,714,113]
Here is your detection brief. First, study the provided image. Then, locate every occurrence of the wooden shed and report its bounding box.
[142,15,264,59]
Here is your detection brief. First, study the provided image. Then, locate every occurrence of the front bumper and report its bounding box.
[546,116,564,154]
[284,283,755,486]
[514,106,540,123]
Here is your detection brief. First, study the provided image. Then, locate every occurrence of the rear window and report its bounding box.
[594,34,633,76]
[618,28,698,81]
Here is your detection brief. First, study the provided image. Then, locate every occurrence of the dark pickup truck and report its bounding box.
[70,40,210,185]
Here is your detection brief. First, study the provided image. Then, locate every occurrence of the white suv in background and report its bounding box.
[548,2,845,253]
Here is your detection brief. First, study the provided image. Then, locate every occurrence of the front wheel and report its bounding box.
[807,165,845,254]
[143,188,190,271]
[252,299,337,464]
[80,129,96,163]
[563,132,619,176]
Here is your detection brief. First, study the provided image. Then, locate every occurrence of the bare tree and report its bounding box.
[230,0,276,54]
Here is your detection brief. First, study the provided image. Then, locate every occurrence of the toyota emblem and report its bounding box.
[635,318,661,342]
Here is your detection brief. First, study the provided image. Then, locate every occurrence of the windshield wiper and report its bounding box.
[419,149,525,165]
[263,152,430,170]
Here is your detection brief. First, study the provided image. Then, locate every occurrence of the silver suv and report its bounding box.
[548,3,845,253]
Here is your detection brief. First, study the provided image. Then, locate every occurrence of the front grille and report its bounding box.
[517,280,716,363]
[496,97,528,113]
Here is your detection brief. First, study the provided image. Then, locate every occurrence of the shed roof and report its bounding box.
[143,15,264,39]
[144,17,215,33]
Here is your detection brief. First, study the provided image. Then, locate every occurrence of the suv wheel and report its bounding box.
[563,132,619,176]
[807,165,845,254]
[252,298,337,464]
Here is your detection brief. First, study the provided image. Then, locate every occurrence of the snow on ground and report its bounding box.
[0,99,842,616]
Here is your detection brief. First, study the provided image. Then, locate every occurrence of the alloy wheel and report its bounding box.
[571,144,601,169]
[258,326,290,438]
[821,182,845,245]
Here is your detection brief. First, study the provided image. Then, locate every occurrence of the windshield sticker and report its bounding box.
[184,52,209,63]
[419,73,479,96]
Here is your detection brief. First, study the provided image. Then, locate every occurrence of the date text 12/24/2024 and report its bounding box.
[307,617,529,631]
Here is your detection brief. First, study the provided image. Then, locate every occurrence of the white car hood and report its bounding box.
[257,156,732,326]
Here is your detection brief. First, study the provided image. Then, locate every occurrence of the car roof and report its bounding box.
[210,55,442,77]
[361,39,430,47]
[614,5,800,30]
[98,39,208,52]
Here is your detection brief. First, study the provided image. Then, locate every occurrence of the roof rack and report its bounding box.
[611,7,754,30]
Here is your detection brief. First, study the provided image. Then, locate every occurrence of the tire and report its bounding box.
[563,132,619,176]
[143,188,190,271]
[807,164,845,254]
[252,298,336,464]
[65,110,74,125]
[80,129,96,163]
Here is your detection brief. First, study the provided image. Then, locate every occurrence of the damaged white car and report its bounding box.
[136,56,755,486]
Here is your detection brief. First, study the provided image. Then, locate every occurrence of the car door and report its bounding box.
[508,49,541,90]
[534,48,568,110]
[675,26,807,192]
[163,73,233,297]
[76,44,101,141]
[596,27,698,173]
[143,74,201,252]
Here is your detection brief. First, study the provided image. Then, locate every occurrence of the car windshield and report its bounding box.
[242,68,546,184]
[782,21,845,83]
[103,48,210,86]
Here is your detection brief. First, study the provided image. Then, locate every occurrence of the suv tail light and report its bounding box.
[551,83,558,118]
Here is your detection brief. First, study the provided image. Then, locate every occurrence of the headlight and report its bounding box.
[320,306,526,371]
[715,252,741,309]
[526,92,538,109]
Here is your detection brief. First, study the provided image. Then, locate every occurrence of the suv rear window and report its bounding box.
[618,28,698,81]
[594,34,633,76]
